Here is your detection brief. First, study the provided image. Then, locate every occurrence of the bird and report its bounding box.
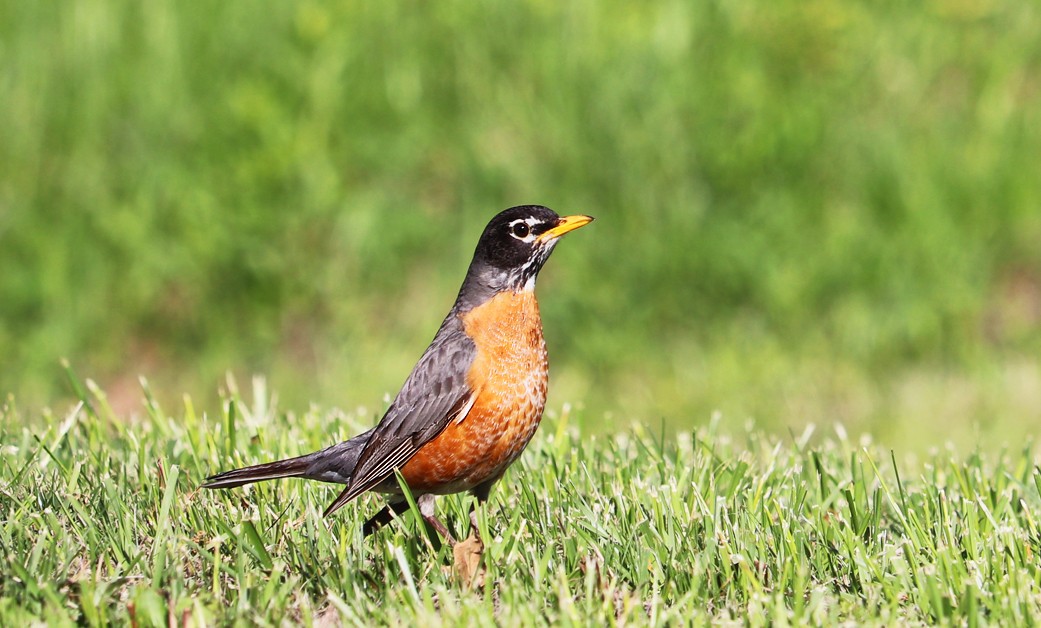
[201,205,593,542]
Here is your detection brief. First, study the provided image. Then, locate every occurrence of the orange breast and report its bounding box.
[400,290,548,494]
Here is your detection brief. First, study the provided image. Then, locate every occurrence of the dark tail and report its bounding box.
[202,429,410,528]
[201,429,374,490]
[201,453,318,489]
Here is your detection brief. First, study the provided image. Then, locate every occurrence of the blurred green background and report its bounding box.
[2,0,1039,447]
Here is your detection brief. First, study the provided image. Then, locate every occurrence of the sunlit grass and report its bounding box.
[2,380,1039,624]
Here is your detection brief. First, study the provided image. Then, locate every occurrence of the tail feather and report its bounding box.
[201,429,375,492]
[201,454,316,489]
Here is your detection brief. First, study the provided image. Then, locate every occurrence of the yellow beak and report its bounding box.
[537,214,595,242]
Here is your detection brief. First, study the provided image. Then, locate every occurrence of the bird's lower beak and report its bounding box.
[537,215,595,242]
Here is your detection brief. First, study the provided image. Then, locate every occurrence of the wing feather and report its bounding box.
[324,315,477,515]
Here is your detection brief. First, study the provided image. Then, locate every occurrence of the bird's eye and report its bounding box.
[512,223,530,238]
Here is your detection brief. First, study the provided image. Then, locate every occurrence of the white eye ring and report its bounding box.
[508,218,539,242]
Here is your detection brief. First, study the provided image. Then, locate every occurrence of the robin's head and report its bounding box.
[460,205,594,301]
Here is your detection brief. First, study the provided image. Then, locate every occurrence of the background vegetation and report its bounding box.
[3,0,1040,447]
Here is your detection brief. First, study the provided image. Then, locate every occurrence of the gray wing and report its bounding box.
[322,314,477,516]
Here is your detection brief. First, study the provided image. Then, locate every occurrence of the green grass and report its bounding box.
[3,380,1040,624]
[3,2,1040,621]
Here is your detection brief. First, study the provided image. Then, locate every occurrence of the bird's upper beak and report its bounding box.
[537,215,595,242]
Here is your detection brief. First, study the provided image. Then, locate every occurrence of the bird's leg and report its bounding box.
[467,477,500,543]
[465,504,485,545]
[418,493,455,545]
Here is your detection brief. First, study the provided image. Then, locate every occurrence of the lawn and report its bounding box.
[3,0,1041,623]
[2,378,1039,624]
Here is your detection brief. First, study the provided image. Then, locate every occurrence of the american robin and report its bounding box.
[202,206,593,541]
